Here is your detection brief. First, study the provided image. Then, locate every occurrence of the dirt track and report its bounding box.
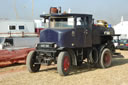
[0,50,128,85]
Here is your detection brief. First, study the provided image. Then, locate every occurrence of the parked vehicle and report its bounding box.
[117,39,128,50]
[26,9,115,76]
[0,37,13,49]
[113,39,119,48]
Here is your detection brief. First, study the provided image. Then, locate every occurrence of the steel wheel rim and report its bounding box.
[63,56,70,72]
[103,52,111,65]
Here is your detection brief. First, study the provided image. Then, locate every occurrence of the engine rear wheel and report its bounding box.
[99,48,112,68]
[57,51,71,76]
[26,51,41,73]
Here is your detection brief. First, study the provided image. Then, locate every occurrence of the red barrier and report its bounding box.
[0,48,35,67]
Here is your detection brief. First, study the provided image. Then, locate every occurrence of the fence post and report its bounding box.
[22,32,24,37]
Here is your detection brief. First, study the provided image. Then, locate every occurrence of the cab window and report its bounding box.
[50,17,74,29]
[76,17,89,28]
[76,17,84,28]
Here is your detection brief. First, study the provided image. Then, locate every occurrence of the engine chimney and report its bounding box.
[50,7,58,14]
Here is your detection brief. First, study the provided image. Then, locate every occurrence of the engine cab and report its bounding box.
[39,13,93,48]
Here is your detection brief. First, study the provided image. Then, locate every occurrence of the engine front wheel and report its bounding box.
[26,51,41,73]
[57,51,71,76]
[99,48,112,68]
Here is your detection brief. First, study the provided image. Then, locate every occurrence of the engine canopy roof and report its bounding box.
[40,13,92,18]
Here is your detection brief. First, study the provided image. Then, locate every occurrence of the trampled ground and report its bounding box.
[0,50,128,85]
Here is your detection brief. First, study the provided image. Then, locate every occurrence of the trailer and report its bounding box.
[0,20,36,37]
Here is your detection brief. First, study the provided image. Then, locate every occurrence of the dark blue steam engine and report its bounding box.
[26,8,115,76]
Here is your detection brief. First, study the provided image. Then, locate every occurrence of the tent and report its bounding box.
[113,16,128,39]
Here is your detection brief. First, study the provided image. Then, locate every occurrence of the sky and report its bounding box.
[0,0,128,25]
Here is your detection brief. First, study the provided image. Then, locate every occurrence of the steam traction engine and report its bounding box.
[26,12,115,76]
